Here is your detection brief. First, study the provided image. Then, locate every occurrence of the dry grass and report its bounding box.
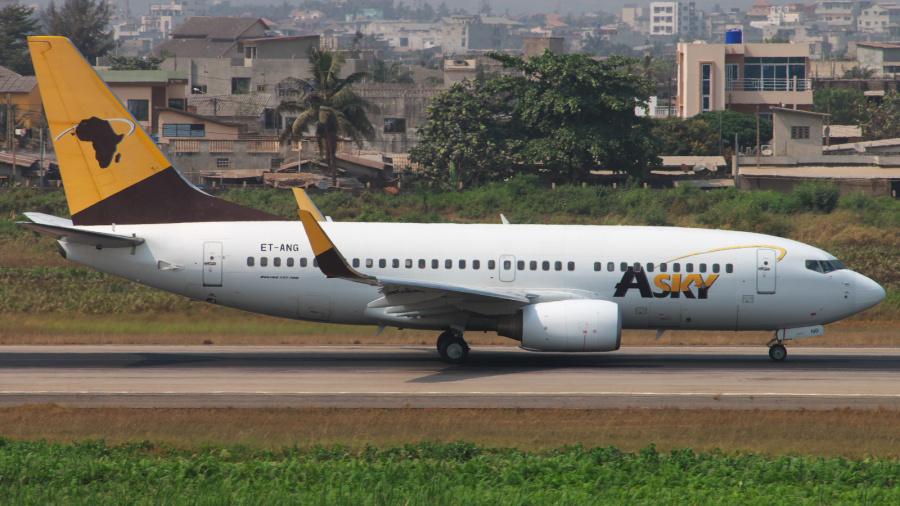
[1,310,898,346]
[1,405,899,459]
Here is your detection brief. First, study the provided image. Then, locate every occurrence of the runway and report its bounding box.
[1,345,898,410]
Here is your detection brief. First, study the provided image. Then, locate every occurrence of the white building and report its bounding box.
[650,2,704,37]
[857,2,900,34]
[142,0,211,39]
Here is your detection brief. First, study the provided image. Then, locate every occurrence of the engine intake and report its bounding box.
[498,300,622,352]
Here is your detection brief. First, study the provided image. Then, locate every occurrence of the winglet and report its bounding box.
[292,188,326,222]
[298,210,377,285]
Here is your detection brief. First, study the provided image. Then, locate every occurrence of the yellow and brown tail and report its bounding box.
[29,36,283,225]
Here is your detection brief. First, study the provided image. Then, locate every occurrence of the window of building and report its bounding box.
[700,63,711,112]
[192,85,207,94]
[232,77,251,94]
[791,126,810,139]
[742,57,807,91]
[128,99,149,121]
[257,85,266,92]
[216,158,229,168]
[270,158,284,169]
[168,98,185,110]
[384,118,407,134]
[162,123,205,138]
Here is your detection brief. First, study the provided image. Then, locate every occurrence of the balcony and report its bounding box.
[726,78,811,92]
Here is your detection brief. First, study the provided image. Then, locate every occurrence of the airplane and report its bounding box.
[19,36,886,364]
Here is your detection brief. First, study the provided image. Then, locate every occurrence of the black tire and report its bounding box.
[769,344,787,362]
[438,334,469,364]
[436,330,454,352]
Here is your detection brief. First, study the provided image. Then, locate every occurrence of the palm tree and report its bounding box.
[277,48,378,188]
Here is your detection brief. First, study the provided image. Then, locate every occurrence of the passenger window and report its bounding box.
[660,263,668,273]
[247,257,255,267]
[712,264,720,274]
[273,257,281,267]
[287,258,295,267]
[607,262,614,272]
[459,260,466,269]
[379,259,386,268]
[568,261,575,271]
[419,259,426,269]
[366,259,373,268]
[673,263,681,273]
[686,263,693,273]
[594,262,601,272]
[300,258,308,267]
[432,259,439,269]
[313,258,318,268]
[406,259,413,268]
[620,262,627,272]
[488,260,496,270]
[555,261,562,271]
[392,259,399,268]
[260,257,268,267]
[633,262,641,272]
[473,260,481,270]
[445,259,452,269]
[517,260,525,270]
[725,264,733,273]
[647,263,655,272]
[543,261,551,271]
[531,261,538,271]
[699,263,707,273]
[503,260,512,270]
[352,258,360,268]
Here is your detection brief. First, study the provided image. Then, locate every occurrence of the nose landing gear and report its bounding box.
[437,330,469,364]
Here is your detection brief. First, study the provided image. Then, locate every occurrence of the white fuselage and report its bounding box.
[59,221,884,335]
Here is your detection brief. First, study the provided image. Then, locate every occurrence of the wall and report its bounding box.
[355,84,444,154]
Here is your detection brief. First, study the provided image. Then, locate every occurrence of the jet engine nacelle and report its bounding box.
[498,300,622,352]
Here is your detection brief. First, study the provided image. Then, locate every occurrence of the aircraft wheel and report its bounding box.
[438,334,469,364]
[436,330,454,352]
[768,344,787,362]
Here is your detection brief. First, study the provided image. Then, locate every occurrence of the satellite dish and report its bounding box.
[760,145,774,156]
[853,143,866,153]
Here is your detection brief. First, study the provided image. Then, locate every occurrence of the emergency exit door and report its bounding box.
[203,242,223,287]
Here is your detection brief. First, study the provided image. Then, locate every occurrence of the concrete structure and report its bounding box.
[770,107,830,156]
[96,69,189,135]
[355,84,445,154]
[0,72,41,129]
[443,59,477,85]
[143,0,211,39]
[441,16,501,56]
[650,1,681,36]
[818,0,861,31]
[857,2,900,34]
[856,41,900,75]
[523,37,564,58]
[676,41,813,118]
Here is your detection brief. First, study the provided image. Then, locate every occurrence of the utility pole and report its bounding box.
[756,105,760,170]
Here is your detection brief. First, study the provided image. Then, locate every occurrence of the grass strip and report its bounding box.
[0,438,898,504]
[2,406,900,459]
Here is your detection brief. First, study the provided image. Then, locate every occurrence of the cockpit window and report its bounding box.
[806,259,847,274]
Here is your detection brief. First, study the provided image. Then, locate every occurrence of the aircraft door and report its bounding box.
[756,248,776,294]
[499,255,516,282]
[203,241,223,287]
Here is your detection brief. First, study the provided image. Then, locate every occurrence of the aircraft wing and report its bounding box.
[298,210,529,317]
[18,212,145,249]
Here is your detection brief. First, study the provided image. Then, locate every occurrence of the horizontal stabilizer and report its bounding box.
[18,213,144,249]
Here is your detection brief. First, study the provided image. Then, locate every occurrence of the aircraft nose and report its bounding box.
[855,273,886,313]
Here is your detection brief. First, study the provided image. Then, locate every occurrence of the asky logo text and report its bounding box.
[614,268,719,299]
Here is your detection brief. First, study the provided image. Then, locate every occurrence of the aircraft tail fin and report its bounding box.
[28,36,283,225]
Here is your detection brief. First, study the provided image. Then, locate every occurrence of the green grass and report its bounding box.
[1,439,898,504]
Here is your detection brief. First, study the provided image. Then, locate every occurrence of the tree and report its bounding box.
[108,54,167,71]
[277,48,378,188]
[860,90,900,140]
[484,51,658,181]
[409,80,515,187]
[842,66,878,79]
[41,0,114,63]
[812,87,865,125]
[0,5,39,75]
[371,61,414,84]
[651,116,719,157]
[689,110,773,155]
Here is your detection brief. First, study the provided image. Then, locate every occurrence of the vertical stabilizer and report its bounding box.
[28,36,283,225]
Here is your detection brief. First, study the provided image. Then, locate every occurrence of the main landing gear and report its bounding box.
[436,330,469,364]
[767,332,787,362]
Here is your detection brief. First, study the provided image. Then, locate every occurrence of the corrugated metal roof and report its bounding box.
[0,75,37,93]
[150,39,236,58]
[826,125,862,138]
[97,70,188,84]
[740,166,900,178]
[170,17,267,40]
[187,93,273,118]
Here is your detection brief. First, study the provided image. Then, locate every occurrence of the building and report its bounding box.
[818,0,861,30]
[96,69,189,135]
[770,107,830,156]
[0,71,42,129]
[856,41,900,75]
[143,0,211,39]
[857,2,900,34]
[676,41,813,118]
[650,2,681,36]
